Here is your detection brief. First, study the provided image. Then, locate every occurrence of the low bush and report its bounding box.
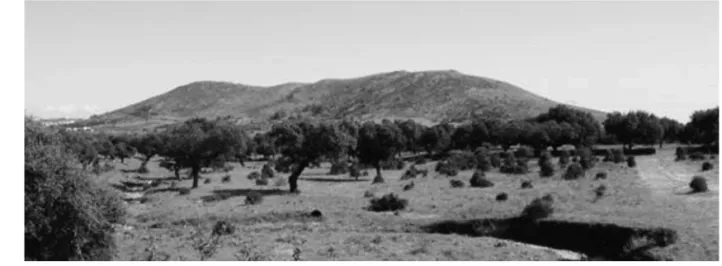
[474,148,492,171]
[274,177,288,187]
[363,191,375,198]
[514,146,534,159]
[539,153,555,178]
[702,162,713,171]
[204,178,211,184]
[578,147,595,170]
[328,161,349,175]
[247,171,261,180]
[179,188,191,195]
[520,195,554,220]
[449,179,465,188]
[368,193,408,212]
[563,163,585,180]
[221,175,231,183]
[274,156,294,173]
[489,153,502,168]
[627,156,637,168]
[245,192,263,205]
[469,171,494,188]
[447,151,478,170]
[255,178,268,186]
[402,181,415,191]
[372,175,385,184]
[558,150,570,167]
[595,171,607,180]
[689,152,707,161]
[611,149,625,163]
[414,157,428,165]
[500,155,528,174]
[496,193,508,201]
[212,220,236,236]
[675,147,687,161]
[261,164,275,179]
[435,161,459,176]
[690,176,708,193]
[521,180,533,189]
[594,185,607,201]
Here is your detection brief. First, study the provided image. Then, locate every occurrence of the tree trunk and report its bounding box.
[288,161,309,193]
[238,157,245,167]
[174,167,181,181]
[374,162,382,177]
[139,156,152,172]
[191,165,201,188]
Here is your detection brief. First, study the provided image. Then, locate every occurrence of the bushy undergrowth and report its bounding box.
[435,160,459,176]
[496,193,508,201]
[449,179,465,188]
[489,153,502,168]
[690,176,708,193]
[514,146,534,159]
[245,192,263,205]
[558,150,570,167]
[702,162,713,171]
[500,154,528,174]
[595,171,607,180]
[469,170,494,188]
[372,175,385,184]
[25,120,126,261]
[578,147,595,170]
[675,147,687,161]
[261,164,275,178]
[538,152,554,177]
[255,178,269,186]
[520,194,554,220]
[368,193,408,212]
[400,165,420,180]
[689,152,706,161]
[247,171,261,180]
[328,160,349,175]
[563,163,585,180]
[221,175,231,183]
[521,180,533,189]
[627,156,637,168]
[474,148,492,171]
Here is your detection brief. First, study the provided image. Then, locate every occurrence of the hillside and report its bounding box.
[90,70,606,129]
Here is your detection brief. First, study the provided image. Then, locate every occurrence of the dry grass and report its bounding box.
[102,146,718,260]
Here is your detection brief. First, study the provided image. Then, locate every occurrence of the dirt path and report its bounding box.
[635,155,717,198]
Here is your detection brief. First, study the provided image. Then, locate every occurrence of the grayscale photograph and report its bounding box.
[24,0,719,261]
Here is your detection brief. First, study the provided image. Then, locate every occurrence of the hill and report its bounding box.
[89,70,606,130]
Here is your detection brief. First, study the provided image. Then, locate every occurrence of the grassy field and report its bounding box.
[100,146,718,261]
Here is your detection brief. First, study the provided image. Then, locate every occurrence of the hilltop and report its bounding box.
[89,70,606,130]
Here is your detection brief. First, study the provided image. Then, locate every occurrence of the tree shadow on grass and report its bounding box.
[299,177,371,183]
[200,188,291,203]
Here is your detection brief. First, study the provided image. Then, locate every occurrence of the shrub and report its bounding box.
[414,157,428,164]
[418,169,429,177]
[402,181,415,191]
[594,185,607,201]
[245,192,263,205]
[578,147,595,170]
[514,146,534,159]
[689,152,706,161]
[563,163,585,180]
[435,161,459,176]
[274,156,294,173]
[255,178,269,186]
[179,188,191,195]
[627,156,636,168]
[363,191,375,198]
[702,162,713,171]
[368,193,408,212]
[520,195,554,220]
[212,220,236,236]
[400,165,419,180]
[349,164,361,179]
[690,176,708,193]
[449,179,465,188]
[221,175,231,183]
[558,150,570,167]
[611,149,625,163]
[372,175,385,184]
[221,164,235,173]
[446,151,477,170]
[675,147,687,161]
[474,148,492,172]
[500,155,528,174]
[361,170,370,176]
[496,193,508,201]
[247,171,261,180]
[595,171,607,180]
[521,181,533,189]
[469,171,494,188]
[328,160,349,175]
[261,164,275,178]
[309,209,323,218]
[489,153,502,168]
[26,126,128,261]
[539,153,555,177]
[204,178,212,184]
[602,149,614,162]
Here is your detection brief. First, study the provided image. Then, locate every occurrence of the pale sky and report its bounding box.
[26,1,718,122]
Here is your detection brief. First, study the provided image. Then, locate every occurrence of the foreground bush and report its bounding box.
[449,179,465,188]
[520,195,554,220]
[26,121,126,260]
[690,176,708,193]
[702,162,713,171]
[563,163,585,180]
[368,193,408,212]
[578,147,595,170]
[469,171,494,188]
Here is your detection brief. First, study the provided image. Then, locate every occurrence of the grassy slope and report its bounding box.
[102,146,717,261]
